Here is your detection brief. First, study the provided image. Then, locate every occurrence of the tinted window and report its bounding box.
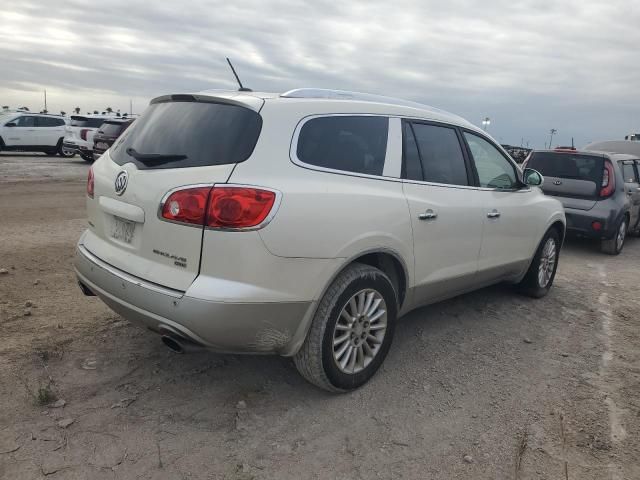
[297,116,388,176]
[621,163,638,183]
[13,116,36,127]
[99,122,125,136]
[410,123,468,185]
[37,116,64,127]
[464,133,518,189]
[402,122,422,181]
[527,152,604,184]
[111,101,262,170]
[70,117,105,128]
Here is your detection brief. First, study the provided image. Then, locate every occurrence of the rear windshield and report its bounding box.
[71,117,108,128]
[98,122,125,136]
[528,152,604,184]
[110,101,262,170]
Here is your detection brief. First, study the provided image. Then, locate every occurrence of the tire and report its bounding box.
[80,152,94,163]
[57,143,76,158]
[601,217,627,255]
[44,148,57,156]
[293,263,398,392]
[517,228,560,298]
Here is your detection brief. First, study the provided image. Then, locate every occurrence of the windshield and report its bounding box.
[98,122,125,136]
[527,152,604,184]
[110,101,262,170]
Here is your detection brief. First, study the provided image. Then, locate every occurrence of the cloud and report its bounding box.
[0,0,638,146]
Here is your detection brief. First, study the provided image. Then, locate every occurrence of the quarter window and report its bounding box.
[464,132,518,189]
[296,116,389,176]
[407,122,469,186]
[621,162,638,183]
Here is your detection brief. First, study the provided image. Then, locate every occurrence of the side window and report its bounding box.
[410,123,469,186]
[402,122,423,181]
[621,162,638,183]
[14,116,36,127]
[36,117,53,127]
[296,116,389,176]
[464,132,518,189]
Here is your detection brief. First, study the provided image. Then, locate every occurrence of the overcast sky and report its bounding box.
[1,0,638,147]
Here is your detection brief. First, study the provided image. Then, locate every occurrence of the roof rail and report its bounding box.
[280,88,453,114]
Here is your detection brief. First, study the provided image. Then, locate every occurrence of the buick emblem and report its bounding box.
[553,180,562,185]
[114,171,128,195]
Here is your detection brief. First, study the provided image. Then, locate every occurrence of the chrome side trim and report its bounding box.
[77,244,184,298]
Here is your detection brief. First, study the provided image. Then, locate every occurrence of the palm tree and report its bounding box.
[74,107,81,114]
[106,107,113,114]
[549,129,557,149]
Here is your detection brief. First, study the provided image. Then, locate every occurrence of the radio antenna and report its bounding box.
[226,58,252,92]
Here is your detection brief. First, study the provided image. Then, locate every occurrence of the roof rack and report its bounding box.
[280,88,456,116]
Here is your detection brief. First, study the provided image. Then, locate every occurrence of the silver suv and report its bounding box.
[75,89,565,391]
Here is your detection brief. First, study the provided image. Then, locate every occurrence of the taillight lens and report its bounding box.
[207,187,276,229]
[87,166,94,198]
[160,185,278,229]
[80,129,90,141]
[161,187,211,225]
[600,160,615,198]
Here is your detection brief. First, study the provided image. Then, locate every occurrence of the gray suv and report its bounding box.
[525,149,640,254]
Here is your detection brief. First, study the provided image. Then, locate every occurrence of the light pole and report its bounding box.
[482,117,491,131]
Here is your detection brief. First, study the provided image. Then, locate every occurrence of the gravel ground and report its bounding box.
[1,154,639,479]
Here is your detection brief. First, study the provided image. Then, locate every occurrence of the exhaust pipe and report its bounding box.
[161,335,184,354]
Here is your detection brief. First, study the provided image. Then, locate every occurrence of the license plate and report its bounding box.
[97,142,109,149]
[111,217,135,244]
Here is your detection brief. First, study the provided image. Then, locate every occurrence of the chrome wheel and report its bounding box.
[332,289,387,374]
[537,238,557,288]
[616,220,627,251]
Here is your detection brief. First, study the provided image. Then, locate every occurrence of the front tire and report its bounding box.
[518,228,560,298]
[293,263,397,392]
[601,217,627,255]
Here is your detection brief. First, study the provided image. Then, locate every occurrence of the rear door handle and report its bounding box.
[487,210,501,219]
[418,209,438,220]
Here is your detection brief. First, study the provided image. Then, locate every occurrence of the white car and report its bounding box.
[75,89,565,391]
[64,115,119,162]
[0,112,74,157]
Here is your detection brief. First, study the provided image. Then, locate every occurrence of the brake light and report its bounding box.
[160,185,278,229]
[87,166,94,198]
[80,129,90,141]
[600,160,615,198]
[161,187,211,225]
[207,187,277,229]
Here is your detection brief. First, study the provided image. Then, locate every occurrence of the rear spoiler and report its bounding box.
[150,93,264,112]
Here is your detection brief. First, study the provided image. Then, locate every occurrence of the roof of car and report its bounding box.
[531,149,638,161]
[181,88,481,132]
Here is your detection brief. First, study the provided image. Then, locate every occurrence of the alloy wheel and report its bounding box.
[537,238,557,288]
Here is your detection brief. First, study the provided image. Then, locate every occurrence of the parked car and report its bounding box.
[524,148,640,254]
[585,140,640,157]
[92,119,135,161]
[75,89,565,392]
[64,115,119,162]
[0,112,75,157]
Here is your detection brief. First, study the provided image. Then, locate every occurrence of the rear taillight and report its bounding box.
[207,187,277,229]
[600,160,615,198]
[80,129,90,141]
[160,185,278,229]
[161,186,211,226]
[87,166,94,198]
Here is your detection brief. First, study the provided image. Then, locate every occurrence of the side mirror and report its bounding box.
[5,122,16,127]
[523,168,544,187]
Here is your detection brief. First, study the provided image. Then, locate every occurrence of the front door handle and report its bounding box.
[487,210,501,219]
[418,209,438,220]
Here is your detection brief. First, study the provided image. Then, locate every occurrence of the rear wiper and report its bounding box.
[126,147,187,163]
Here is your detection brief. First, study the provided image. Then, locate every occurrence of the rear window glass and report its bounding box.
[527,152,603,184]
[70,117,109,128]
[297,116,389,176]
[110,102,262,170]
[99,122,125,136]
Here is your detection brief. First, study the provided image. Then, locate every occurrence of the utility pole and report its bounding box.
[44,89,47,113]
[130,99,133,116]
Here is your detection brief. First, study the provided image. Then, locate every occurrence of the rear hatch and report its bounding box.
[527,152,605,210]
[93,121,129,154]
[66,116,108,145]
[82,96,263,291]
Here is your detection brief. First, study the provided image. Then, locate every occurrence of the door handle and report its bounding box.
[487,210,501,219]
[418,209,438,220]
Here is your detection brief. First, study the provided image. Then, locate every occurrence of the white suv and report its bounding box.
[0,112,74,157]
[75,89,565,391]
[64,115,119,162]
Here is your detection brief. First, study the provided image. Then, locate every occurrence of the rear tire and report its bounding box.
[80,152,93,163]
[57,143,75,158]
[293,263,397,392]
[601,217,627,255]
[517,228,560,298]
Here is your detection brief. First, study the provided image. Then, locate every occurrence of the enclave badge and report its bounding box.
[114,171,128,195]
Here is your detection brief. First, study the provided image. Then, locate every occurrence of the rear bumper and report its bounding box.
[74,243,313,355]
[564,207,618,239]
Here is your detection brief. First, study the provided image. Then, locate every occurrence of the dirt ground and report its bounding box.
[1,153,639,480]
